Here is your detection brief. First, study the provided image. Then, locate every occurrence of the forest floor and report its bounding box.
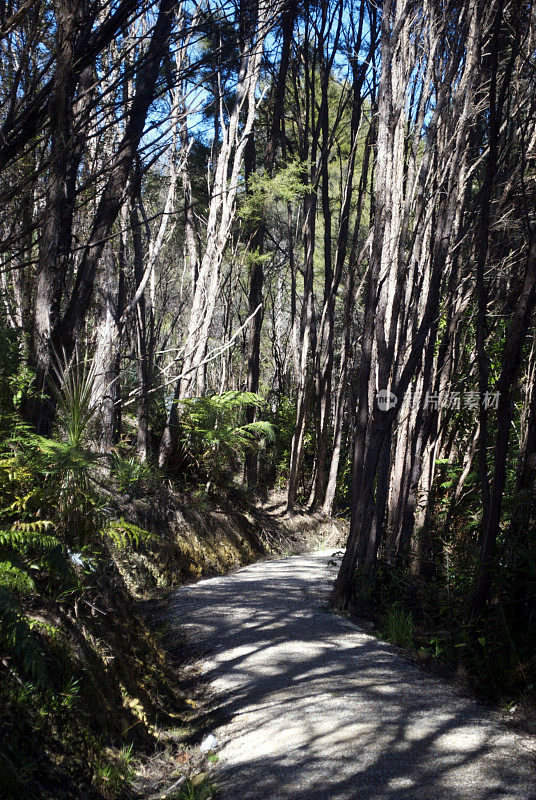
[167,551,536,800]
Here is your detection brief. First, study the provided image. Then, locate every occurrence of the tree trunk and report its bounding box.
[470,231,536,621]
[30,0,175,433]
[91,246,124,454]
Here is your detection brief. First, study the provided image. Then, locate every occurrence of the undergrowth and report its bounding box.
[358,533,536,708]
[0,348,188,798]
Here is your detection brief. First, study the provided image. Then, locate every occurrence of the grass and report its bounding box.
[92,743,136,798]
[178,774,217,799]
[383,604,414,649]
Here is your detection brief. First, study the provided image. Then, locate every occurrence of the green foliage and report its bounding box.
[382,604,414,649]
[105,518,151,550]
[0,590,48,687]
[0,436,79,687]
[268,396,296,486]
[0,351,108,687]
[92,743,135,798]
[427,635,446,659]
[0,328,19,418]
[0,326,34,438]
[178,775,217,800]
[45,353,105,546]
[239,158,307,225]
[51,353,99,449]
[0,749,32,800]
[180,390,274,485]
[333,453,352,512]
[111,453,160,493]
[3,432,102,548]
[356,560,413,610]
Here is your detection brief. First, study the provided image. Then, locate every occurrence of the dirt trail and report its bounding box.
[170,551,535,799]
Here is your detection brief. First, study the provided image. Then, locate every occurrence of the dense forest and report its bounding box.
[1,0,536,795]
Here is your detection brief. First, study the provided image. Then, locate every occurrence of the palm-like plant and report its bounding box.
[42,351,103,546]
[50,351,99,449]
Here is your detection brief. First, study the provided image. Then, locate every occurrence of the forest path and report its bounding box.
[169,551,535,799]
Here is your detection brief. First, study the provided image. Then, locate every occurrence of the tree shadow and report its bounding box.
[169,554,535,800]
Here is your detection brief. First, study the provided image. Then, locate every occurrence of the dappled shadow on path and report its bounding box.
[170,554,535,800]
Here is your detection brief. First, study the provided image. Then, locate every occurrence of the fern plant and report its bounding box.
[111,453,159,493]
[0,352,103,685]
[0,466,71,687]
[0,347,155,687]
[180,390,274,485]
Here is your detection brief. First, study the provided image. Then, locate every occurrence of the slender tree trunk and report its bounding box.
[244,4,295,487]
[244,129,264,487]
[130,191,150,461]
[470,231,536,621]
[322,120,373,515]
[286,186,316,510]
[91,246,125,453]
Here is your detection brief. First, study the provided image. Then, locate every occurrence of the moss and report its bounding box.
[112,487,273,593]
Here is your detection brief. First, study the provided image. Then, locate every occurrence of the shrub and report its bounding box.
[0,432,80,688]
[0,353,128,685]
[269,395,296,486]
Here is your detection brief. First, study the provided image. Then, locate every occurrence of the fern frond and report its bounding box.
[10,520,53,533]
[0,529,59,551]
[178,390,273,482]
[34,438,100,472]
[0,562,35,594]
[0,588,48,687]
[238,420,275,443]
[105,518,151,550]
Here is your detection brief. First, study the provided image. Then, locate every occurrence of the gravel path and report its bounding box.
[169,551,536,799]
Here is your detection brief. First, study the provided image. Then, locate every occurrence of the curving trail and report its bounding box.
[169,552,536,800]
